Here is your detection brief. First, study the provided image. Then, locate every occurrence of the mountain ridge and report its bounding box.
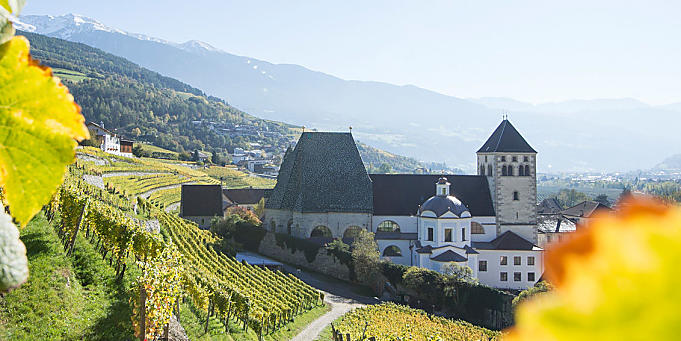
[18,13,681,172]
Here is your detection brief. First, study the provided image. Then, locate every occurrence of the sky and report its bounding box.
[23,0,681,105]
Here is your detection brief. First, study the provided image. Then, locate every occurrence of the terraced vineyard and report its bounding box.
[202,165,276,189]
[332,303,500,341]
[153,207,323,336]
[147,187,182,208]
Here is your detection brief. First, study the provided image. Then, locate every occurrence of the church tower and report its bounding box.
[476,119,538,243]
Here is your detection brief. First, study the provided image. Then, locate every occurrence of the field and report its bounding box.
[327,303,500,341]
[52,67,90,82]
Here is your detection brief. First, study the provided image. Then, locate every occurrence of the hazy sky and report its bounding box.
[24,0,681,105]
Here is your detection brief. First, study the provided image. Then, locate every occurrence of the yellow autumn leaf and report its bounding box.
[0,36,89,226]
[505,198,681,340]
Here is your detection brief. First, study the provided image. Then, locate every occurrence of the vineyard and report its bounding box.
[331,303,500,341]
[42,162,323,339]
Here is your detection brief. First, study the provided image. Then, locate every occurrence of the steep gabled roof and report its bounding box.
[181,184,223,217]
[431,250,467,262]
[477,119,536,153]
[561,200,612,218]
[265,132,373,213]
[223,188,271,205]
[538,198,563,214]
[472,231,542,250]
[370,174,495,217]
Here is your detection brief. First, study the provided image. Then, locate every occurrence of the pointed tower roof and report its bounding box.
[477,119,536,153]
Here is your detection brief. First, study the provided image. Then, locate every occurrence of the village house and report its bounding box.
[86,121,134,157]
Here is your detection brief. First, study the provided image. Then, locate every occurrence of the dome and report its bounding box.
[420,195,469,217]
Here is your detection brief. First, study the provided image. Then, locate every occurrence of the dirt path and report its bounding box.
[284,264,379,341]
[138,181,197,199]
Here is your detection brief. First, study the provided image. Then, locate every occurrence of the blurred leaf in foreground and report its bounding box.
[0,35,88,227]
[506,198,681,340]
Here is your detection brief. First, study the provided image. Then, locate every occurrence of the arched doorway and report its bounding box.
[310,225,332,238]
[343,226,363,239]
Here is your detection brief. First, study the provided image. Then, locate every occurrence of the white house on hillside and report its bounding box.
[86,121,133,157]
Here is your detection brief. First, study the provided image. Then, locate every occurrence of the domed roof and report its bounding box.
[419,195,469,217]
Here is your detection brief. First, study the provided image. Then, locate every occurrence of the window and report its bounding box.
[513,191,519,201]
[508,166,514,176]
[488,166,493,176]
[528,272,536,282]
[479,260,487,272]
[500,256,508,265]
[444,228,452,242]
[519,166,524,176]
[527,256,535,266]
[441,188,447,195]
[500,272,508,281]
[512,156,517,162]
[270,219,276,231]
[502,165,508,176]
[480,164,485,176]
[471,222,484,234]
[525,165,530,176]
[427,227,434,241]
[383,245,403,257]
[461,227,466,241]
[514,256,521,265]
[287,219,293,235]
[377,220,400,232]
[501,156,506,162]
[524,156,529,162]
[514,272,522,281]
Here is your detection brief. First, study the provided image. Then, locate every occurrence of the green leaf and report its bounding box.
[0,0,25,14]
[0,208,27,291]
[0,36,89,226]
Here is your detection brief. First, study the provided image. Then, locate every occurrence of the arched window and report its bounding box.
[513,191,519,201]
[525,165,530,176]
[310,225,332,238]
[519,166,524,176]
[471,222,484,234]
[287,219,293,235]
[343,226,363,239]
[377,220,400,233]
[382,245,403,257]
[502,165,507,176]
[508,166,514,176]
[480,164,485,176]
[488,166,493,176]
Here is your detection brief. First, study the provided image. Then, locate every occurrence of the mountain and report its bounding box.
[21,30,422,173]
[17,14,681,172]
[654,154,681,171]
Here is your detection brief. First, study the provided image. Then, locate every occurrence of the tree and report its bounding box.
[554,189,589,208]
[132,144,148,157]
[211,152,221,165]
[442,263,478,284]
[402,267,444,306]
[377,162,392,174]
[351,229,382,292]
[253,198,265,218]
[594,194,610,207]
[131,127,142,137]
[513,281,553,307]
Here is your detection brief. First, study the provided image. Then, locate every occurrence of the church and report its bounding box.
[264,119,543,289]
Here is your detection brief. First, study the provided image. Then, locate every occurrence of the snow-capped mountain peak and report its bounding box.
[179,39,223,54]
[15,13,126,38]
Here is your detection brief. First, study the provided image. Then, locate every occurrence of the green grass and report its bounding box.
[137,143,179,157]
[0,212,138,340]
[179,299,330,341]
[53,68,89,82]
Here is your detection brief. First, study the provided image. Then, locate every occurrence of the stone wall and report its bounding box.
[254,231,352,281]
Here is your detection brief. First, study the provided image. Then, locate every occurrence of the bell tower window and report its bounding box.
[513,191,519,200]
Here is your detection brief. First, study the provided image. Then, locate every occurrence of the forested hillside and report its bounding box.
[21,30,294,158]
[22,31,427,172]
